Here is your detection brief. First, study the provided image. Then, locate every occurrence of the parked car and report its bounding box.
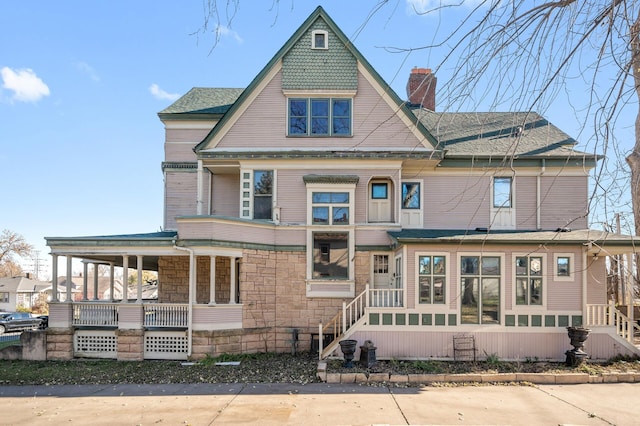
[37,315,48,329]
[0,312,43,334]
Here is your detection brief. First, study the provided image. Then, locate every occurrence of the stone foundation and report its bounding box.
[117,329,144,361]
[46,328,74,360]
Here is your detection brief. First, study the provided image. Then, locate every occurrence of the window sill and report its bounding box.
[306,279,354,298]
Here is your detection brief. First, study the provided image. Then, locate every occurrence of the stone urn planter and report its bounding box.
[565,326,591,367]
[338,339,358,368]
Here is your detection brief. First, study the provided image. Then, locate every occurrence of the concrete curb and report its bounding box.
[316,361,640,385]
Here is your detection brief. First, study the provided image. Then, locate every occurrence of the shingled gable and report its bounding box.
[191,6,439,154]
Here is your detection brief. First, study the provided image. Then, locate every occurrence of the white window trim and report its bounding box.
[305,182,356,297]
[490,176,516,230]
[553,253,574,282]
[240,169,276,221]
[311,30,328,49]
[286,97,353,137]
[414,252,450,312]
[512,253,547,308]
[458,252,506,324]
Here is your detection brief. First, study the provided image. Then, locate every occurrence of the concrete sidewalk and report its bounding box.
[0,382,637,425]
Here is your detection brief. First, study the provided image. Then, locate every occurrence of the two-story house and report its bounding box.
[45,6,639,362]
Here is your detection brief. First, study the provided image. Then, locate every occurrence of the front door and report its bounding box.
[393,254,403,307]
[372,254,390,290]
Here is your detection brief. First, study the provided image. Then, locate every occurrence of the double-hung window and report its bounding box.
[288,98,352,136]
[418,255,446,304]
[515,256,543,305]
[312,192,349,225]
[493,177,512,208]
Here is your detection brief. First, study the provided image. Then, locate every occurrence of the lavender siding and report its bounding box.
[515,176,537,229]
[276,167,400,225]
[350,329,632,361]
[165,171,197,230]
[165,128,213,162]
[540,175,588,229]
[215,70,427,151]
[586,256,606,305]
[177,219,306,246]
[211,174,239,217]
[423,175,490,229]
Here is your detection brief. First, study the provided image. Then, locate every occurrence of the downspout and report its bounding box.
[174,242,195,357]
[536,159,545,230]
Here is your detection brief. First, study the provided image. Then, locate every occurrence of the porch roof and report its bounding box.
[387,228,640,255]
[45,231,179,270]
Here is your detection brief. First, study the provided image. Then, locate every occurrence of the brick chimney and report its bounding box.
[406,67,436,111]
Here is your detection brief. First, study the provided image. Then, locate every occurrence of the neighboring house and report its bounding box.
[45,7,639,361]
[0,276,50,312]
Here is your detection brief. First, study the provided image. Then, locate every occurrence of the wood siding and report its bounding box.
[164,171,196,231]
[177,219,306,246]
[165,129,212,162]
[350,328,633,361]
[540,175,588,229]
[215,70,427,151]
[211,173,239,217]
[515,176,537,229]
[423,174,490,229]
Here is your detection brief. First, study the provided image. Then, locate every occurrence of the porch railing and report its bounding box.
[73,302,119,327]
[144,303,189,328]
[585,302,640,343]
[369,288,404,307]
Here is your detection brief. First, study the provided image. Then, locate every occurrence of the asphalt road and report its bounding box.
[0,382,637,425]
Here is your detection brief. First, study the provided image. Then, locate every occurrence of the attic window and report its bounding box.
[312,30,328,49]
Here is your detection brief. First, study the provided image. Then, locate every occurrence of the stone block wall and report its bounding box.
[158,256,231,303]
[117,329,144,361]
[46,328,74,360]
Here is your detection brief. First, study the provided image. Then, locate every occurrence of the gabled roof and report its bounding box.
[0,277,50,293]
[191,6,439,152]
[158,88,243,119]
[413,110,600,165]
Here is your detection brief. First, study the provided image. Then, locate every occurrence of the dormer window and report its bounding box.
[312,30,328,49]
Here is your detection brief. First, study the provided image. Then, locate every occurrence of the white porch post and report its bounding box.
[136,255,143,303]
[209,255,217,305]
[51,254,58,302]
[109,262,115,301]
[196,160,204,215]
[82,262,88,300]
[229,257,237,304]
[628,252,635,338]
[93,263,99,300]
[66,256,73,302]
[122,255,129,303]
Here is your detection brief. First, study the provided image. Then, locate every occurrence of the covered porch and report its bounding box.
[45,231,246,360]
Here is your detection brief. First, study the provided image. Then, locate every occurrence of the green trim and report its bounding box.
[435,314,446,326]
[409,313,419,325]
[531,315,542,327]
[158,113,225,121]
[571,315,583,326]
[545,315,556,327]
[197,150,443,160]
[505,315,516,326]
[438,157,599,169]
[558,315,569,327]
[395,313,406,326]
[382,313,393,325]
[448,314,457,326]
[369,313,379,325]
[422,314,432,325]
[303,174,359,184]
[518,315,529,326]
[162,162,198,171]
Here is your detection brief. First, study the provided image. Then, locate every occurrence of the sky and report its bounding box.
[1,1,636,280]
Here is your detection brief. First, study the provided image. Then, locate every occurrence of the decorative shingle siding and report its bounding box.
[282,19,357,90]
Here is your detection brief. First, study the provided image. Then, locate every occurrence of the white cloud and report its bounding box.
[76,61,100,82]
[216,25,243,44]
[1,67,50,103]
[149,84,180,101]
[406,0,484,14]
